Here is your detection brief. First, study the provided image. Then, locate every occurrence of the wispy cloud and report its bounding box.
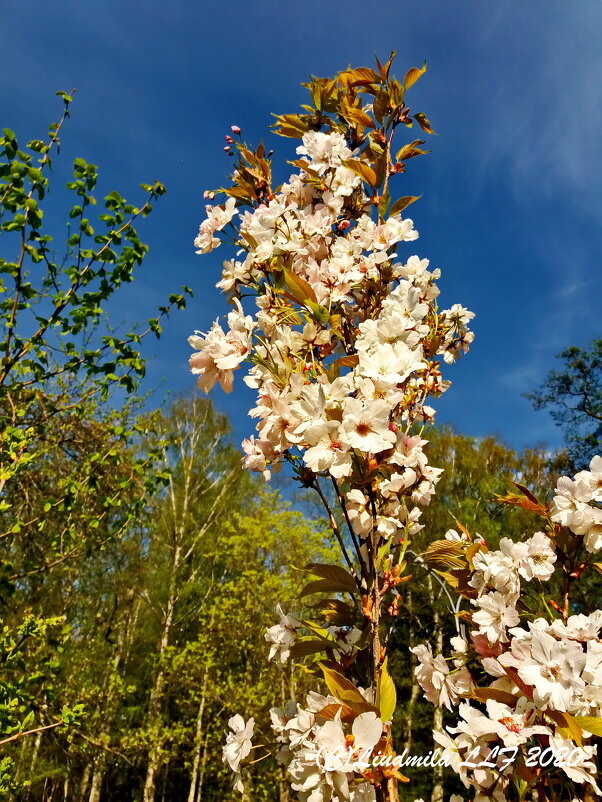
[473,3,602,216]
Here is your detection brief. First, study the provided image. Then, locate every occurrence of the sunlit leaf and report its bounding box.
[403,61,427,91]
[320,664,379,715]
[342,159,377,187]
[376,657,397,722]
[389,196,420,216]
[573,716,602,738]
[414,112,435,135]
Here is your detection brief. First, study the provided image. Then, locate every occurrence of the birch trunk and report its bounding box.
[24,729,42,801]
[142,547,180,802]
[428,580,444,802]
[77,763,92,802]
[195,731,210,802]
[187,666,209,802]
[88,594,140,802]
[142,401,235,802]
[403,590,420,757]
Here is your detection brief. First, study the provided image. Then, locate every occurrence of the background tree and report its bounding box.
[0,92,189,792]
[3,394,335,802]
[527,338,602,470]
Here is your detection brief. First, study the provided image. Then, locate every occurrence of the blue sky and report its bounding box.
[2,0,601,454]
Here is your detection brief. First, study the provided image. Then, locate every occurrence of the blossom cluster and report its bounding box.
[550,455,602,552]
[224,689,394,802]
[190,129,473,549]
[411,458,602,800]
[269,694,385,802]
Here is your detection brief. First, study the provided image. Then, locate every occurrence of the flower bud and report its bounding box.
[231,125,241,134]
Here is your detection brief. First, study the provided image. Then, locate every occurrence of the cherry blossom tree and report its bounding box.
[189,55,602,802]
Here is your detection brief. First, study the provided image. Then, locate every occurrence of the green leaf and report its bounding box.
[373,91,389,125]
[305,563,357,592]
[340,107,376,130]
[272,113,311,138]
[469,687,518,706]
[421,540,466,571]
[300,579,355,597]
[310,599,356,626]
[395,140,429,161]
[305,300,330,325]
[376,51,396,82]
[289,640,330,658]
[546,710,583,746]
[376,657,397,722]
[378,191,390,218]
[314,702,350,721]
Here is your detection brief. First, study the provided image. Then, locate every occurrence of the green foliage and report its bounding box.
[0,93,191,401]
[1,397,334,800]
[0,92,189,791]
[527,338,602,470]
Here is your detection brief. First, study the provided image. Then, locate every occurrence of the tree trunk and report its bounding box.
[14,734,28,786]
[403,590,420,756]
[187,666,209,802]
[429,583,444,802]
[77,763,92,802]
[160,759,169,802]
[88,594,140,802]
[24,729,43,800]
[142,545,180,802]
[87,760,102,802]
[196,731,210,802]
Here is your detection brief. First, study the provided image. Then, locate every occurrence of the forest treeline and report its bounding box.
[3,390,584,802]
[1,97,600,802]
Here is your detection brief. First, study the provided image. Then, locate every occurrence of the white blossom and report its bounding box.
[265,604,301,663]
[223,714,254,773]
[472,591,520,643]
